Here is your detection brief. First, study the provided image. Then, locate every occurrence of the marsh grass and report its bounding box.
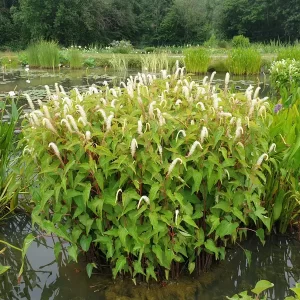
[109,54,128,71]
[227,48,261,75]
[68,48,83,69]
[184,47,210,73]
[26,40,60,69]
[277,46,300,61]
[140,53,169,72]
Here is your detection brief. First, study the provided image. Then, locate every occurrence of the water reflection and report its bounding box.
[198,234,300,299]
[0,214,105,300]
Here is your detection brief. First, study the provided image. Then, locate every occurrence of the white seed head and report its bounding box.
[196,102,206,111]
[66,115,79,132]
[61,118,73,133]
[268,143,276,153]
[235,126,244,139]
[137,196,150,209]
[48,142,63,164]
[115,189,122,203]
[137,119,143,135]
[24,93,35,110]
[200,126,209,143]
[131,138,138,158]
[256,153,268,166]
[186,141,203,157]
[175,209,179,225]
[106,113,114,131]
[42,118,57,134]
[149,101,156,118]
[42,105,51,120]
[167,158,183,177]
[176,130,186,142]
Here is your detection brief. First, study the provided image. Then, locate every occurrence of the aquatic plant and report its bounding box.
[232,35,250,48]
[140,53,169,72]
[68,48,83,69]
[227,48,261,75]
[227,280,300,300]
[26,40,60,69]
[277,46,300,61]
[109,54,128,71]
[0,94,20,219]
[184,48,210,73]
[19,71,279,282]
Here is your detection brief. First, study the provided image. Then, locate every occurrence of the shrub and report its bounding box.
[19,72,277,282]
[232,35,250,48]
[203,34,218,48]
[227,48,261,75]
[184,47,211,73]
[110,40,133,54]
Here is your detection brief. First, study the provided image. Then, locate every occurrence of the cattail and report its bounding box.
[66,115,79,132]
[42,105,51,120]
[224,72,230,88]
[256,153,268,166]
[209,71,216,84]
[176,130,186,142]
[186,141,203,157]
[61,118,73,133]
[200,126,209,143]
[85,131,91,141]
[106,113,114,131]
[29,112,40,126]
[167,158,182,177]
[42,118,57,134]
[196,102,206,111]
[161,70,167,79]
[235,126,243,139]
[115,189,122,203]
[76,105,87,123]
[131,138,138,158]
[268,143,276,153]
[219,112,232,117]
[97,109,107,122]
[55,83,60,95]
[253,87,261,99]
[48,142,64,165]
[175,99,182,106]
[44,85,51,96]
[149,101,156,118]
[175,209,179,225]
[24,93,35,110]
[137,196,150,209]
[137,120,143,135]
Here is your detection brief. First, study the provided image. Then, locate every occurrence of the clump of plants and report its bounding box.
[140,53,169,72]
[110,40,133,54]
[19,70,281,283]
[232,35,250,48]
[227,48,261,75]
[277,46,300,61]
[68,48,83,69]
[184,47,211,73]
[26,40,60,69]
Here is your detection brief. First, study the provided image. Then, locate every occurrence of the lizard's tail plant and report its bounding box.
[18,70,286,283]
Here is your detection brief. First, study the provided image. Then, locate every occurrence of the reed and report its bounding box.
[227,48,261,75]
[140,53,169,72]
[184,47,210,73]
[109,54,127,71]
[277,46,300,61]
[68,48,83,69]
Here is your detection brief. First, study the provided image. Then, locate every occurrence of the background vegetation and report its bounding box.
[1,0,300,50]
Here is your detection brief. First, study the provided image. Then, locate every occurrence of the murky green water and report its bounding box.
[1,214,299,300]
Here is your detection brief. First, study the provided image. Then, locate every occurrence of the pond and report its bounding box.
[1,214,299,300]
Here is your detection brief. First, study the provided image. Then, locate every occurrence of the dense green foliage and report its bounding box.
[1,0,300,48]
[184,48,210,73]
[18,70,295,281]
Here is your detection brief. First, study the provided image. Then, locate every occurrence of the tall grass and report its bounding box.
[227,48,261,75]
[140,53,169,72]
[277,46,300,61]
[68,48,83,69]
[26,40,60,69]
[184,47,210,73]
[0,96,19,219]
[109,54,127,71]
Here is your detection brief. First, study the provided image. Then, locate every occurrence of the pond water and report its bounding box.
[1,214,299,300]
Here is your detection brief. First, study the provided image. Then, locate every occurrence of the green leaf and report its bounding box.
[112,255,127,279]
[86,263,97,278]
[215,220,239,238]
[182,215,198,228]
[80,235,92,252]
[232,207,247,224]
[146,265,157,282]
[244,249,251,266]
[213,201,231,213]
[290,287,300,298]
[54,242,62,260]
[149,183,161,201]
[256,228,265,246]
[68,245,78,262]
[188,261,195,274]
[18,234,36,279]
[0,264,10,275]
[204,239,220,259]
[251,280,274,295]
[273,190,285,221]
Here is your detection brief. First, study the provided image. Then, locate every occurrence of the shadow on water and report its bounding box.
[1,215,300,300]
